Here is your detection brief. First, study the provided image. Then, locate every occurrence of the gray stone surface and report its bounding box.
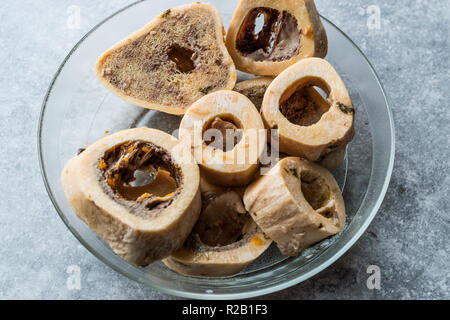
[0,0,448,299]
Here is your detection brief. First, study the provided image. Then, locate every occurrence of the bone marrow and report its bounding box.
[226,0,327,76]
[243,157,345,256]
[97,140,182,218]
[236,8,300,62]
[95,3,236,115]
[235,77,347,169]
[179,90,266,186]
[163,191,271,277]
[261,57,355,161]
[279,86,330,127]
[61,128,201,266]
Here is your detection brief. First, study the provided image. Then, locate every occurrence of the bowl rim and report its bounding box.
[37,0,395,300]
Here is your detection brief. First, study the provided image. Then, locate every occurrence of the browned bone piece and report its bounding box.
[226,0,327,76]
[235,77,348,169]
[95,3,236,115]
[244,157,345,256]
[61,128,201,266]
[163,191,271,277]
[233,77,274,111]
[261,58,355,162]
[179,90,266,187]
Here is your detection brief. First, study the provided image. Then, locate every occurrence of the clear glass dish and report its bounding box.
[38,0,395,299]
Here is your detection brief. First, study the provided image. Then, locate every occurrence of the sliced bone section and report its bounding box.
[235,76,347,169]
[163,191,271,277]
[61,128,201,266]
[261,58,355,162]
[236,8,300,62]
[243,157,345,256]
[95,3,236,115]
[226,0,328,75]
[179,90,266,187]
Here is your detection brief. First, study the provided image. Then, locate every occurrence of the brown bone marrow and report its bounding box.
[236,8,300,62]
[97,140,181,219]
[163,191,271,277]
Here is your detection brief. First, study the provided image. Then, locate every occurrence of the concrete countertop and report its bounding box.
[0,0,448,299]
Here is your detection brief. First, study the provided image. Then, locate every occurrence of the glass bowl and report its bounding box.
[38,0,395,299]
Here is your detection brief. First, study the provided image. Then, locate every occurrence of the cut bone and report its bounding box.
[261,58,355,161]
[163,191,271,277]
[179,90,266,187]
[243,157,345,256]
[226,0,327,76]
[61,128,201,266]
[235,76,348,169]
[95,3,236,115]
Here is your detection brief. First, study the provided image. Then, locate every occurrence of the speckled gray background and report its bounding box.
[0,0,448,299]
